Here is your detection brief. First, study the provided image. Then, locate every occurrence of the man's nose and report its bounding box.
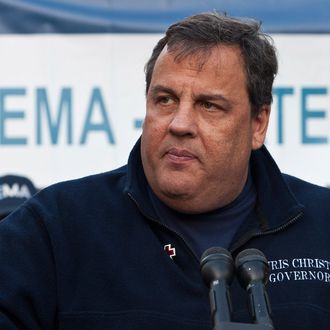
[168,102,198,137]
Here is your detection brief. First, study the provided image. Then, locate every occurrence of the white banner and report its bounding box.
[0,34,329,188]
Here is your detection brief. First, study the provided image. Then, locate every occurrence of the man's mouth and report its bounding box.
[166,148,197,162]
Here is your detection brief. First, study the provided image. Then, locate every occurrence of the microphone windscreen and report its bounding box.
[201,246,233,266]
[200,247,234,285]
[235,248,267,268]
[235,248,269,288]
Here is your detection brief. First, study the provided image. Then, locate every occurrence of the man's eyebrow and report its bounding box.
[196,93,233,108]
[149,85,176,97]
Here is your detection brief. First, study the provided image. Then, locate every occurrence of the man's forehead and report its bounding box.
[149,43,249,106]
[154,43,245,80]
[158,43,243,70]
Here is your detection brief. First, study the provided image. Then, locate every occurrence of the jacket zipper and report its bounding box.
[127,192,201,263]
[230,210,304,253]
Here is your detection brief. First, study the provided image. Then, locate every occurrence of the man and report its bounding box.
[0,12,329,330]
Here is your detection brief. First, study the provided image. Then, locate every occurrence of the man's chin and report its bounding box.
[158,194,203,214]
[158,183,195,201]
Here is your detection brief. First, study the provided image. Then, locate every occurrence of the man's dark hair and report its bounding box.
[145,12,278,117]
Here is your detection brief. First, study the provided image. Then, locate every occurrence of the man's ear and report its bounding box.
[251,105,271,150]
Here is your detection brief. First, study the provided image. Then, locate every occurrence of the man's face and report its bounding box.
[141,45,270,213]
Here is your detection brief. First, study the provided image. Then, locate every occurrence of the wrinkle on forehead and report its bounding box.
[165,43,244,74]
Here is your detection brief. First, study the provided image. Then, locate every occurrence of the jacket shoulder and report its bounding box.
[44,165,127,195]
[24,165,129,218]
[283,173,330,205]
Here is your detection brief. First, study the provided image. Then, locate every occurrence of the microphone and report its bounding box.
[200,247,234,329]
[235,249,273,329]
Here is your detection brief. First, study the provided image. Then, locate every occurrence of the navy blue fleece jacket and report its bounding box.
[0,139,330,329]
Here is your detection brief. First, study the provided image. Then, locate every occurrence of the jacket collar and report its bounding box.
[124,138,158,220]
[125,138,304,231]
[250,145,304,230]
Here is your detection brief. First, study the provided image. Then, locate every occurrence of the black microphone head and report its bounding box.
[235,248,270,289]
[200,247,234,287]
